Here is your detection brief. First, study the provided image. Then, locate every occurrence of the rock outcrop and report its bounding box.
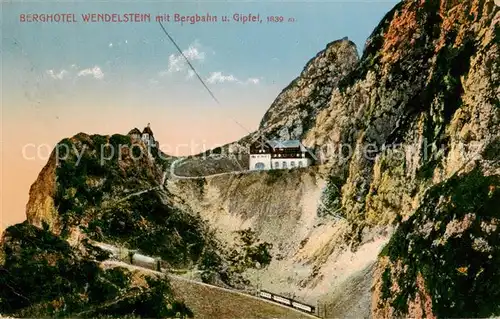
[4,131,278,318]
[300,0,499,317]
[305,0,499,228]
[258,38,359,141]
[25,132,167,235]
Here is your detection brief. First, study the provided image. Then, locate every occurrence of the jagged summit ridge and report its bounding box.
[258,38,359,141]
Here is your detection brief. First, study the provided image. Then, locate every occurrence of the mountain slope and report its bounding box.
[373,168,500,318]
[300,0,500,316]
[3,132,275,318]
[169,1,500,318]
[0,222,191,318]
[171,38,359,177]
[258,38,359,141]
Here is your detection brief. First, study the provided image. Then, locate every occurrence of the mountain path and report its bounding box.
[169,157,251,180]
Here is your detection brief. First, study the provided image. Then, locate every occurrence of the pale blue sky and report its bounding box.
[2,1,401,143]
[3,1,398,107]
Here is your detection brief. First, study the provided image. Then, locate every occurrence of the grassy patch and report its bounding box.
[265,169,285,185]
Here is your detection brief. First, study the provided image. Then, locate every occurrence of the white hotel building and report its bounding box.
[249,139,316,171]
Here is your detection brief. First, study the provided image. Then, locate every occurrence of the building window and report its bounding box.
[282,161,287,168]
[302,153,305,158]
[298,161,303,168]
[274,162,279,169]
[255,162,265,170]
[291,161,296,167]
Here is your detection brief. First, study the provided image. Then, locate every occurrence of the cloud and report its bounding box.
[77,66,104,79]
[46,65,106,82]
[160,41,205,76]
[46,69,68,80]
[109,42,113,48]
[205,72,261,85]
[206,72,238,84]
[245,78,260,84]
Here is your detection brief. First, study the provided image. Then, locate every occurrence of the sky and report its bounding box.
[1,0,399,230]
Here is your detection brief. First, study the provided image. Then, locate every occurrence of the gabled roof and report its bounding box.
[268,140,305,151]
[142,124,153,136]
[128,128,141,135]
[258,139,317,160]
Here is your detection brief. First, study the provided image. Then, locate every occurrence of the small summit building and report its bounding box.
[128,123,157,148]
[141,123,156,147]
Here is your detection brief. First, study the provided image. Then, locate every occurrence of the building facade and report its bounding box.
[141,123,156,148]
[249,139,315,171]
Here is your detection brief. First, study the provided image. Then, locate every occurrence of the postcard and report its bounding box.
[1,1,499,318]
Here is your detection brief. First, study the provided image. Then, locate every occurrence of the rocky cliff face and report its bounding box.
[258,38,359,141]
[300,0,499,317]
[166,167,390,318]
[305,0,499,228]
[372,169,500,318]
[25,132,167,236]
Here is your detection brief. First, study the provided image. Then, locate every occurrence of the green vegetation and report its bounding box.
[265,169,285,185]
[318,175,344,218]
[87,276,193,319]
[231,228,273,268]
[109,134,131,147]
[483,137,500,161]
[199,228,272,286]
[380,267,392,301]
[195,177,206,196]
[54,134,160,236]
[150,146,171,171]
[50,133,266,293]
[85,191,207,268]
[380,168,500,317]
[0,222,191,318]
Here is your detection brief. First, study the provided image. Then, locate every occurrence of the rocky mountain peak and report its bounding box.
[258,38,359,141]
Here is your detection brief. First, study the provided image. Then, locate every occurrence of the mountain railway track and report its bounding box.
[102,260,320,318]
